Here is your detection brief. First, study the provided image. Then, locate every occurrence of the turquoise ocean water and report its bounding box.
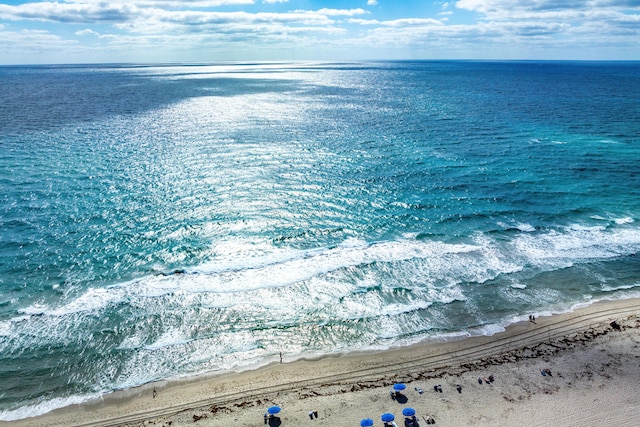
[1,61,639,420]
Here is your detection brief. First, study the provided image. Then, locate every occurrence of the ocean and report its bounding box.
[1,61,639,420]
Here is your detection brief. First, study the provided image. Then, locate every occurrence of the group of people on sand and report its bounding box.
[415,383,463,394]
[394,381,470,426]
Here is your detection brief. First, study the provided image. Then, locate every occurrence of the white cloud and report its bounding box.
[0,3,368,28]
[0,0,257,24]
[382,18,443,27]
[0,28,80,56]
[1,0,639,62]
[75,28,99,36]
[1,5,340,33]
[450,0,640,52]
[77,0,253,6]
[455,0,640,19]
[348,18,380,25]
[313,8,368,17]
[0,2,135,23]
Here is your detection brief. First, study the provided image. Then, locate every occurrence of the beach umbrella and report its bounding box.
[402,408,416,417]
[267,406,281,415]
[360,418,374,427]
[381,413,395,422]
[393,383,406,391]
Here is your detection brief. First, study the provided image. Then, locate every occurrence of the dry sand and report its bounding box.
[6,298,640,427]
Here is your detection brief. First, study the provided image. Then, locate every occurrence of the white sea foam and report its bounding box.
[14,222,640,324]
[49,287,121,316]
[145,334,194,351]
[590,214,634,226]
[125,237,484,298]
[516,223,536,232]
[471,323,506,337]
[3,225,636,368]
[497,221,536,233]
[600,282,640,292]
[567,223,607,232]
[378,300,434,317]
[0,392,102,422]
[18,303,48,316]
[511,224,640,266]
[19,287,123,318]
[0,320,11,337]
[614,216,634,225]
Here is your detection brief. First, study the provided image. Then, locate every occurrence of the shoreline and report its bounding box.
[5,297,640,426]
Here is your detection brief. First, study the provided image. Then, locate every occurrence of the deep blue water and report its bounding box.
[1,61,640,419]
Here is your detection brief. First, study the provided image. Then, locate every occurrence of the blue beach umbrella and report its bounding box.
[360,418,374,427]
[402,407,416,417]
[267,406,281,415]
[393,383,406,391]
[381,413,395,422]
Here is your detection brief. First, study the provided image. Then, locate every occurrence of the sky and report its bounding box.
[0,0,639,64]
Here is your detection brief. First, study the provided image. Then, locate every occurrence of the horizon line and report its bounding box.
[2,58,640,68]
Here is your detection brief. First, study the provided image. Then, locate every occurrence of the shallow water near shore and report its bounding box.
[1,61,640,420]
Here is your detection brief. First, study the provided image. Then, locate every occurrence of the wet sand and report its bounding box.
[7,298,640,427]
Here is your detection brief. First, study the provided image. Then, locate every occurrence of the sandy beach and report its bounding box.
[7,297,640,427]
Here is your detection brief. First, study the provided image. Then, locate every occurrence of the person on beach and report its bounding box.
[456,384,462,393]
[480,376,493,384]
[529,314,537,324]
[153,387,157,398]
[423,415,435,424]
